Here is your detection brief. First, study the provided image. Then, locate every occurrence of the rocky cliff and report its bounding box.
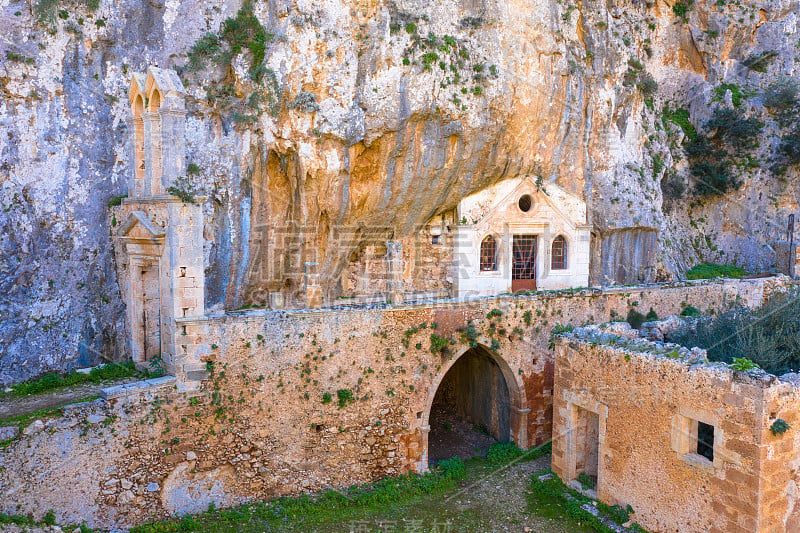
[1,0,798,382]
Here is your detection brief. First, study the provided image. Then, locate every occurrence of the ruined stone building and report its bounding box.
[1,52,800,530]
[552,324,800,532]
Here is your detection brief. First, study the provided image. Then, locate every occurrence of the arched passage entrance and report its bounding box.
[422,344,529,467]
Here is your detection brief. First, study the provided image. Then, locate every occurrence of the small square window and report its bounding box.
[431,235,440,245]
[697,422,714,462]
[671,413,719,468]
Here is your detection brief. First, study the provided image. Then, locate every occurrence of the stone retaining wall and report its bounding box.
[0,277,791,529]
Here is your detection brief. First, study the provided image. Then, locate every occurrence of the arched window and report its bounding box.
[148,89,161,112]
[480,236,498,271]
[551,235,567,270]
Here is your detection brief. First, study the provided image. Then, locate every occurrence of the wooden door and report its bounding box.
[511,234,537,292]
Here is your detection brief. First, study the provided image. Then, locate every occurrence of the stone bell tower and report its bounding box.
[114,67,205,385]
[128,68,187,196]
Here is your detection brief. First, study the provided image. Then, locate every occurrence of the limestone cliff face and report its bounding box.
[0,0,798,382]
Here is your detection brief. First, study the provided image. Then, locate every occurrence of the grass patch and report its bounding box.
[685,263,746,280]
[528,471,646,531]
[132,457,469,533]
[7,361,154,398]
[0,510,90,531]
[131,442,561,533]
[486,440,551,464]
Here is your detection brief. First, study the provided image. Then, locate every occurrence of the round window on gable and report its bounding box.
[518,194,532,212]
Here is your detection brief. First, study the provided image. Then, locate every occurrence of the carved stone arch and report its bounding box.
[128,72,146,108]
[148,88,162,112]
[128,73,147,197]
[419,341,529,471]
[133,94,145,116]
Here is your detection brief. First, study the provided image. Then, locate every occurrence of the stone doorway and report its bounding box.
[573,406,600,484]
[427,346,513,465]
[132,260,162,365]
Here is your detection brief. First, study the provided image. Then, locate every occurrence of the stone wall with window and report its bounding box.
[552,328,800,533]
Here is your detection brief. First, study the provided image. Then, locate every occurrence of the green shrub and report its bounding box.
[436,457,465,479]
[636,73,658,98]
[742,50,778,73]
[166,185,196,204]
[690,161,738,196]
[731,357,759,372]
[548,323,574,349]
[770,419,791,436]
[336,388,354,408]
[429,334,454,354]
[421,52,439,70]
[778,124,800,166]
[461,322,480,348]
[645,308,659,322]
[626,308,646,329]
[459,16,483,29]
[321,392,332,404]
[662,106,697,139]
[576,472,596,490]
[668,288,800,375]
[107,195,126,207]
[661,171,686,204]
[288,92,320,112]
[523,310,532,326]
[220,2,271,72]
[763,78,798,115]
[685,263,746,280]
[652,154,664,178]
[34,0,99,32]
[683,108,762,198]
[672,0,694,20]
[5,51,35,64]
[187,33,223,72]
[185,1,279,121]
[680,305,701,317]
[704,108,762,150]
[712,83,746,108]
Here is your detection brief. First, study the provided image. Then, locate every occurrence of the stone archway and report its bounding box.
[420,343,529,468]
